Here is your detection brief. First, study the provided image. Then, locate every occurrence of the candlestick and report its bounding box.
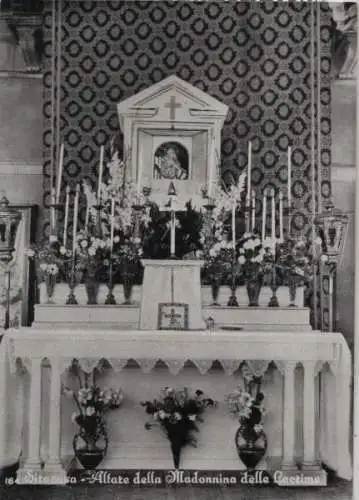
[279,191,284,242]
[170,211,175,256]
[247,141,252,202]
[262,189,267,241]
[288,146,292,209]
[72,184,80,257]
[50,187,56,232]
[271,189,275,241]
[63,185,70,247]
[232,203,236,250]
[56,143,64,204]
[110,197,115,252]
[251,189,255,232]
[97,146,104,203]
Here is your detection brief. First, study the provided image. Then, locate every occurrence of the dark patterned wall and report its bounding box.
[42,0,332,238]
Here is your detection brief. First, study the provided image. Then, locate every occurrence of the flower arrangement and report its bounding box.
[225,379,267,468]
[276,236,313,285]
[63,361,123,468]
[75,231,111,275]
[141,387,216,468]
[27,235,72,302]
[237,233,273,282]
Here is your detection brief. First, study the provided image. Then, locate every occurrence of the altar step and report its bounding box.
[33,304,310,331]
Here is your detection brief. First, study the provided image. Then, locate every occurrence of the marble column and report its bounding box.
[45,358,65,475]
[281,360,297,469]
[22,357,42,470]
[302,360,319,469]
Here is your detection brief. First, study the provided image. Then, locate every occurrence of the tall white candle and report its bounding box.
[170,212,175,256]
[72,184,80,257]
[56,143,64,204]
[262,189,267,241]
[279,191,284,242]
[247,141,252,201]
[50,187,56,232]
[85,205,90,233]
[288,146,292,209]
[110,197,115,252]
[271,189,276,241]
[251,189,255,232]
[232,203,236,250]
[63,185,70,247]
[97,146,104,202]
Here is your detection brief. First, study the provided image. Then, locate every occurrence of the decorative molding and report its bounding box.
[0,162,42,175]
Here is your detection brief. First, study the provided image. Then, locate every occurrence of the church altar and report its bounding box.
[0,326,352,485]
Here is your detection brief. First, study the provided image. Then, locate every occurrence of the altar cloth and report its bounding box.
[0,328,352,480]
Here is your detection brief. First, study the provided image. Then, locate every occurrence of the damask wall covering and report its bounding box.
[42,0,332,238]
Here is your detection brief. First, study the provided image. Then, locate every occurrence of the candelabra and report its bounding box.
[0,195,21,330]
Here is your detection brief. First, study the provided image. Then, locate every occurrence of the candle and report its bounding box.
[271,189,275,241]
[232,203,236,251]
[85,205,89,233]
[247,141,252,202]
[63,185,70,247]
[56,143,64,204]
[97,146,104,202]
[251,189,255,232]
[110,197,115,252]
[288,146,292,209]
[262,189,267,241]
[72,184,80,257]
[279,191,284,241]
[50,187,56,232]
[170,212,175,256]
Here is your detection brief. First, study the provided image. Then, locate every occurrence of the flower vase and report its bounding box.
[288,277,297,307]
[165,421,188,469]
[44,273,56,304]
[209,262,223,306]
[246,278,263,307]
[235,425,267,470]
[122,277,134,305]
[85,271,100,305]
[73,416,108,470]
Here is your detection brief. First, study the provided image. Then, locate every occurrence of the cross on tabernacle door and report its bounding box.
[164,307,182,328]
[164,96,181,121]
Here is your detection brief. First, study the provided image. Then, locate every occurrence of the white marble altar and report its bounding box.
[0,328,352,485]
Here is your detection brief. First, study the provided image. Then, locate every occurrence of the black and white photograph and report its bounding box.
[0,1,357,499]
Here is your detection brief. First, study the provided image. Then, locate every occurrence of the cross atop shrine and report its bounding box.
[164,95,181,121]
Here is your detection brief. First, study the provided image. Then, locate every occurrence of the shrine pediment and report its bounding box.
[117,75,228,127]
[117,75,228,207]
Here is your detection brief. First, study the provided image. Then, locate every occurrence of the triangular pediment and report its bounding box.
[117,75,228,127]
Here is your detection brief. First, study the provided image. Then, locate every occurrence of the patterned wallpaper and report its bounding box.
[42,0,332,237]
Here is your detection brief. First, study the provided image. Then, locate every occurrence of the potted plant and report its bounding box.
[141,387,216,469]
[63,360,124,470]
[225,378,267,470]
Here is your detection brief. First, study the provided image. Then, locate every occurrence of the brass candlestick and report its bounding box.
[65,256,78,305]
[105,257,116,305]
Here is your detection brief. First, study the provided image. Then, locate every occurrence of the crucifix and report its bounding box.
[164,95,181,121]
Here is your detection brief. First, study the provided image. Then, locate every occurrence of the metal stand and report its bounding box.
[268,265,279,307]
[66,257,78,305]
[227,251,239,307]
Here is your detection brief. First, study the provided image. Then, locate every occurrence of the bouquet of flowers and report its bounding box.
[75,230,111,278]
[276,236,313,285]
[237,233,273,281]
[141,387,216,468]
[27,235,72,302]
[63,361,124,452]
[225,384,266,444]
